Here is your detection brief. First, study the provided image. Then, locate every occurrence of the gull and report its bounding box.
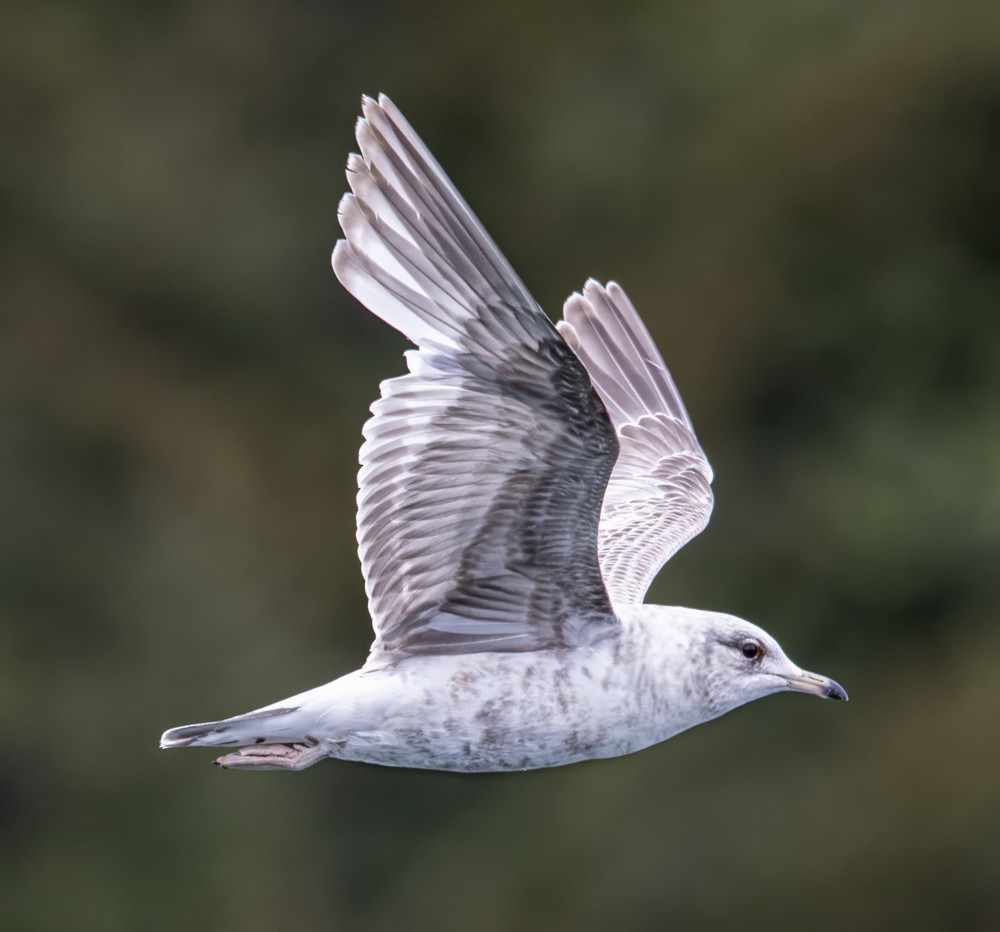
[159,94,846,773]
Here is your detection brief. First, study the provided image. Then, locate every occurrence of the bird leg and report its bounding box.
[214,742,327,771]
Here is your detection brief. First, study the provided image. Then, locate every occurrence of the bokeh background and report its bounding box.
[3,2,999,930]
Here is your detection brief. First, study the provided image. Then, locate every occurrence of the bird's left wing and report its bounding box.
[333,95,620,665]
[557,281,714,608]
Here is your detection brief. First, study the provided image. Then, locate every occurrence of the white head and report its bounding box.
[676,610,848,718]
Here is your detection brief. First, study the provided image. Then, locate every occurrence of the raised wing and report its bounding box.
[332,95,619,665]
[557,281,714,608]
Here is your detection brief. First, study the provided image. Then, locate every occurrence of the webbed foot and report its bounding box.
[214,741,327,771]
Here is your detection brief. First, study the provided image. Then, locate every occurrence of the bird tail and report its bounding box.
[159,706,305,749]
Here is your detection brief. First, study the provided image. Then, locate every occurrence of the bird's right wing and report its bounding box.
[557,281,714,608]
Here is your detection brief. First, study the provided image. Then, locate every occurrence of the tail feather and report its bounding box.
[160,706,302,749]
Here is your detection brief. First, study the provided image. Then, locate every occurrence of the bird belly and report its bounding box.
[308,643,689,773]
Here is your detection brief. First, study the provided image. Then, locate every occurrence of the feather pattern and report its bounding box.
[333,95,619,664]
[557,281,714,608]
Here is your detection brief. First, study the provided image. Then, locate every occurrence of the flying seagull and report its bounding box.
[160,94,846,772]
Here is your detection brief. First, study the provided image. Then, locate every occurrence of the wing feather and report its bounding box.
[333,96,619,664]
[557,281,714,607]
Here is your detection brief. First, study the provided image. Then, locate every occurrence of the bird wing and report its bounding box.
[557,281,714,608]
[332,95,620,665]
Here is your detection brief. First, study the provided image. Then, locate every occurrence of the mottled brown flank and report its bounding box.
[449,671,475,700]
[550,664,571,715]
[398,727,432,752]
[474,694,515,727]
[563,730,596,755]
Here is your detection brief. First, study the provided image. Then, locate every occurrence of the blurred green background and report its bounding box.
[3,1,999,930]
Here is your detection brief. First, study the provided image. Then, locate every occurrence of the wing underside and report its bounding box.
[333,95,620,663]
[558,281,714,607]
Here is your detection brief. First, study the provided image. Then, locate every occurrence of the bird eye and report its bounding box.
[742,641,763,660]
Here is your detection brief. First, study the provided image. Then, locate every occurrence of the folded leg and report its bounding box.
[214,742,327,771]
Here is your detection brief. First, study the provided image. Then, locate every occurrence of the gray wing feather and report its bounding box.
[557,280,714,608]
[332,95,619,664]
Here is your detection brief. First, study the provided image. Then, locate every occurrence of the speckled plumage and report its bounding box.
[159,95,846,773]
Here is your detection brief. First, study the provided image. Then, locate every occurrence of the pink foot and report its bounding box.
[214,742,327,771]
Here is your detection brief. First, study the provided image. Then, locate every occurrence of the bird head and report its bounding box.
[692,612,848,714]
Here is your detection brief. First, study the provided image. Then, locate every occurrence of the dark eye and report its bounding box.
[742,641,762,660]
